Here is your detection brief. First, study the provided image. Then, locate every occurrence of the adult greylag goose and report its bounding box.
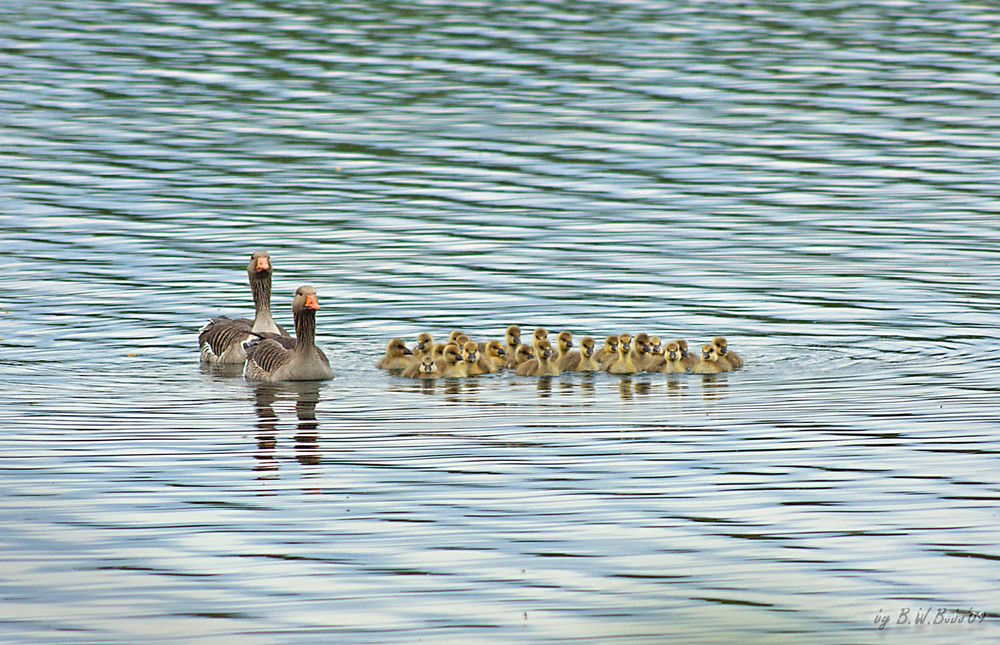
[594,335,619,363]
[376,338,414,370]
[199,250,290,364]
[243,286,332,382]
[401,354,437,379]
[604,333,638,374]
[693,343,727,374]
[516,339,559,376]
[713,337,743,369]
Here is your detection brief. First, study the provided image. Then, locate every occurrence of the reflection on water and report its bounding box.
[2,0,1000,642]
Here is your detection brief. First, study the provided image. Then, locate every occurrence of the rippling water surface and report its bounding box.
[2,1,999,642]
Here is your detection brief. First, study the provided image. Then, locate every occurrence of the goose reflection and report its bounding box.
[251,382,324,481]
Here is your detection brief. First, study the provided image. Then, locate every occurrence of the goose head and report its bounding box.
[247,250,273,279]
[292,285,321,313]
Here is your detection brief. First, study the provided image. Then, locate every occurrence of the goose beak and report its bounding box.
[304,294,320,310]
[256,257,270,272]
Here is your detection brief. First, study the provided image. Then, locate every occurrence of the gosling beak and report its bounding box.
[622,342,630,351]
[668,351,677,360]
[415,342,424,351]
[512,336,521,345]
[497,348,507,356]
[304,294,320,310]
[403,348,413,355]
[718,347,728,355]
[702,351,711,359]
[566,341,573,348]
[543,349,552,358]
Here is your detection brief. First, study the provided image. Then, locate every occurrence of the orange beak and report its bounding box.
[304,294,320,310]
[255,256,270,272]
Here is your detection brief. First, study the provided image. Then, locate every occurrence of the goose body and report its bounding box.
[199,250,290,364]
[244,286,332,383]
[376,338,415,370]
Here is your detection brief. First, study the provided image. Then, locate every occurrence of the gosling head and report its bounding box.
[713,337,729,356]
[665,341,681,361]
[618,333,632,355]
[701,343,719,362]
[506,325,522,347]
[537,339,553,360]
[581,336,595,357]
[386,338,413,358]
[463,340,478,363]
[557,331,573,353]
[414,332,433,353]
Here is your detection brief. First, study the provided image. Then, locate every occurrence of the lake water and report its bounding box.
[2,1,999,642]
